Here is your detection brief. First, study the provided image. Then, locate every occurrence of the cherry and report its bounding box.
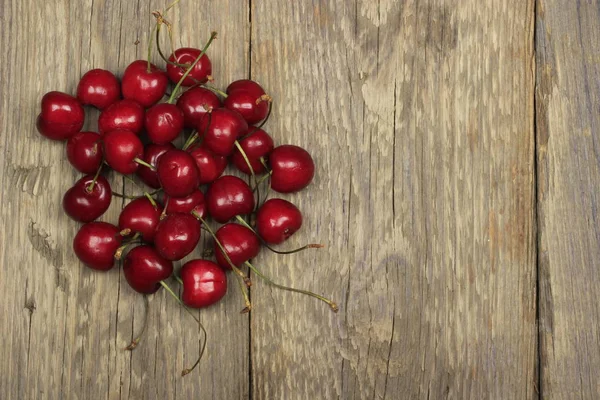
[98,99,145,135]
[167,48,212,86]
[180,259,227,308]
[121,60,168,108]
[103,129,144,174]
[73,222,122,271]
[197,108,248,156]
[157,149,200,197]
[145,103,185,144]
[269,145,315,193]
[188,144,228,184]
[136,143,175,189]
[224,90,270,125]
[76,69,120,109]
[66,131,103,174]
[36,91,85,140]
[214,223,260,269]
[206,175,255,223]
[226,80,265,98]
[256,199,303,244]
[231,128,274,175]
[118,197,163,242]
[63,175,112,222]
[176,87,221,128]
[165,189,207,219]
[154,213,201,261]
[123,245,174,294]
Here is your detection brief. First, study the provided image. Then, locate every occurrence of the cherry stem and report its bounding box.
[168,32,218,104]
[144,192,158,208]
[252,172,272,192]
[125,295,150,350]
[134,158,156,171]
[114,232,141,260]
[160,197,170,220]
[182,130,199,151]
[155,21,187,68]
[256,98,273,129]
[201,83,227,98]
[175,275,184,285]
[113,189,161,200]
[147,23,159,72]
[86,163,103,193]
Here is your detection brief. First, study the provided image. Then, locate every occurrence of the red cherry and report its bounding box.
[123,245,174,294]
[66,131,103,174]
[121,60,168,108]
[103,129,143,174]
[157,149,200,197]
[98,99,145,135]
[176,87,221,128]
[36,91,85,140]
[269,145,315,193]
[154,213,201,261]
[76,69,120,109]
[180,259,227,308]
[231,128,274,175]
[165,189,207,219]
[188,144,228,184]
[136,143,175,189]
[226,80,266,98]
[197,108,248,156]
[63,175,112,222]
[73,222,122,271]
[167,48,212,86]
[118,197,163,242]
[224,90,269,125]
[145,103,185,144]
[256,199,303,244]
[214,223,260,269]
[206,175,255,223]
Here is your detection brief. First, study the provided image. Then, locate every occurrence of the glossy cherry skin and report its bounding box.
[123,245,174,294]
[145,103,185,144]
[73,222,122,271]
[206,175,255,223]
[269,145,315,193]
[181,259,227,308]
[165,189,207,219]
[224,90,269,125]
[214,223,260,269]
[167,48,212,86]
[176,87,221,128]
[226,80,266,98]
[66,131,103,174]
[77,69,120,109]
[118,197,163,242]
[197,108,248,156]
[231,128,274,175]
[256,199,303,244]
[98,99,145,135]
[121,60,169,108]
[36,91,85,140]
[157,149,200,197]
[188,144,228,184]
[154,213,201,261]
[136,143,175,189]
[63,175,112,222]
[103,129,143,174]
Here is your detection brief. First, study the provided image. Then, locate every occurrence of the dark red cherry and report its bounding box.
[226,80,266,98]
[231,128,274,175]
[98,99,145,135]
[269,145,315,193]
[154,213,201,261]
[188,144,228,184]
[180,259,227,308]
[121,60,168,108]
[214,223,260,269]
[256,199,303,244]
[103,129,143,174]
[224,90,269,125]
[157,149,200,197]
[145,103,184,144]
[118,197,163,242]
[167,48,212,86]
[76,69,121,109]
[123,245,174,294]
[136,143,175,188]
[206,175,255,223]
[176,87,221,128]
[36,91,85,140]
[73,222,122,271]
[165,189,207,219]
[63,175,112,222]
[66,131,103,174]
[197,108,248,156]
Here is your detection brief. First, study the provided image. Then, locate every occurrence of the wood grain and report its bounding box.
[536,0,600,398]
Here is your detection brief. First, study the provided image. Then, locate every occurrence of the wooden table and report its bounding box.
[1,1,599,398]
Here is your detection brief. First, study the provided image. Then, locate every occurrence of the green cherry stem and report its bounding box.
[86,162,104,193]
[134,158,156,171]
[125,295,150,350]
[200,83,228,98]
[256,98,273,129]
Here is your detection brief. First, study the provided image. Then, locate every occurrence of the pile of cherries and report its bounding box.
[36,17,336,376]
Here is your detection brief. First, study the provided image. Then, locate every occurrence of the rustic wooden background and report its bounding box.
[0,0,598,398]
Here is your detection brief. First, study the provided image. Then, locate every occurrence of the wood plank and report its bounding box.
[249,1,537,398]
[536,0,600,398]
